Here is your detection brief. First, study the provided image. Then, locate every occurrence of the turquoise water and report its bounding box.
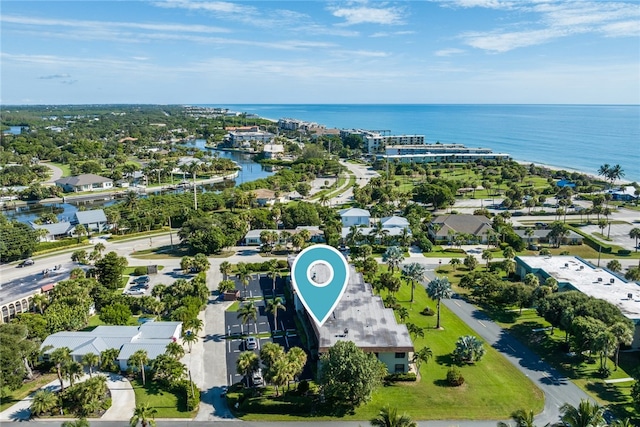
[211,104,640,182]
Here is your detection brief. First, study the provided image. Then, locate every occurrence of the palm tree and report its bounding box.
[411,346,433,374]
[236,263,253,298]
[406,322,425,341]
[267,261,282,294]
[184,317,203,336]
[74,224,87,243]
[50,346,72,391]
[497,409,536,427]
[396,306,409,323]
[401,262,426,303]
[128,349,148,385]
[269,357,292,396]
[481,249,493,270]
[236,351,259,387]
[559,399,605,427]
[266,297,286,332]
[31,292,48,314]
[453,335,486,364]
[382,246,405,274]
[165,342,185,360]
[370,406,417,427]
[237,301,258,335]
[630,227,640,253]
[286,346,307,383]
[30,389,58,416]
[182,331,199,353]
[449,258,461,271]
[608,321,634,370]
[130,402,157,427]
[64,361,84,387]
[82,352,99,378]
[219,261,232,280]
[426,276,453,330]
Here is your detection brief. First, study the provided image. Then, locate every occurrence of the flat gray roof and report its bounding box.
[517,256,640,321]
[315,266,414,353]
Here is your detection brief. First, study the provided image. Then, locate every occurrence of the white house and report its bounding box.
[55,174,113,193]
[339,208,371,227]
[381,216,410,229]
[30,221,74,241]
[263,144,284,159]
[72,209,108,233]
[40,321,183,371]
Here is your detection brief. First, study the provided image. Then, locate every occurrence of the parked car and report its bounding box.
[245,336,258,351]
[130,282,150,290]
[17,259,35,267]
[124,288,145,295]
[252,369,264,386]
[133,275,150,284]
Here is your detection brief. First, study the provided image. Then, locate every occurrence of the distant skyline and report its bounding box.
[1,0,639,105]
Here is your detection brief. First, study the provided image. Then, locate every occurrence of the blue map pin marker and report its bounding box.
[291,244,350,327]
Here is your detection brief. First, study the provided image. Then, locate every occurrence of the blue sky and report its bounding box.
[1,0,639,105]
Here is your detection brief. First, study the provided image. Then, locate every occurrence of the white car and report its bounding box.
[125,288,145,295]
[252,369,264,386]
[244,336,258,350]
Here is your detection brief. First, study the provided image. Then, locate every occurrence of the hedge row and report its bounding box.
[567,226,613,254]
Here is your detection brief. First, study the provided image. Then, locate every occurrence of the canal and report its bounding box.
[3,144,273,224]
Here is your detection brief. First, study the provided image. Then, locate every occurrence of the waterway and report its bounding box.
[3,144,273,224]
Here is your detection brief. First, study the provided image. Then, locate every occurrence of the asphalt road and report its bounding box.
[440,295,591,426]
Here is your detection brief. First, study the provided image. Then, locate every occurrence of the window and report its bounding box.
[394,364,405,373]
[395,352,405,359]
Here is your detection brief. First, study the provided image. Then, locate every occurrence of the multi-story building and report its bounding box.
[516,255,640,348]
[288,259,415,374]
[378,144,511,163]
[364,133,425,153]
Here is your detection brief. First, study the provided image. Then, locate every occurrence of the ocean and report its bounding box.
[207,104,640,182]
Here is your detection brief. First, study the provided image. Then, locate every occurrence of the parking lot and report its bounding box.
[121,265,197,297]
[224,273,309,387]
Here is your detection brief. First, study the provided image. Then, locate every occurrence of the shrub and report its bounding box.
[133,266,148,276]
[277,260,288,269]
[618,249,631,256]
[447,367,465,386]
[420,306,435,316]
[385,372,417,382]
[297,380,310,394]
[443,248,466,254]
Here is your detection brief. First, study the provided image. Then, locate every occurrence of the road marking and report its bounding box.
[454,301,461,307]
[478,320,487,328]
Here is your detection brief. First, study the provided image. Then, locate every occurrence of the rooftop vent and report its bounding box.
[628,293,633,300]
[597,277,603,282]
[565,263,569,267]
[580,265,584,270]
[610,278,615,284]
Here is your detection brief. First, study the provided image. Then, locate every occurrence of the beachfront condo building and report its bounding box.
[378,143,511,163]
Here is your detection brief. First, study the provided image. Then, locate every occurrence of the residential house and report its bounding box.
[515,229,583,246]
[429,214,493,243]
[55,174,113,193]
[252,189,281,207]
[516,256,640,348]
[30,221,74,241]
[339,208,371,227]
[608,186,638,202]
[381,216,410,229]
[263,144,284,159]
[40,321,182,370]
[72,209,108,233]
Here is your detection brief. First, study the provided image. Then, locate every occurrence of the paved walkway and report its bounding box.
[41,162,64,185]
[0,372,134,422]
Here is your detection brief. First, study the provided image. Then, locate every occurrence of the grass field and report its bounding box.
[233,266,543,421]
[0,373,58,412]
[131,378,196,418]
[491,310,639,422]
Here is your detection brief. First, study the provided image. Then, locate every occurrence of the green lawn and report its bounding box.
[491,309,639,422]
[0,373,58,412]
[49,162,71,177]
[232,266,544,421]
[131,378,196,418]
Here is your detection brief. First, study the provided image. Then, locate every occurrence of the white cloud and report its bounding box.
[1,15,230,34]
[38,73,71,79]
[370,30,415,37]
[449,1,640,52]
[330,4,405,25]
[435,48,466,57]
[153,0,254,15]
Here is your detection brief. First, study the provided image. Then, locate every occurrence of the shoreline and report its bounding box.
[513,160,633,185]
